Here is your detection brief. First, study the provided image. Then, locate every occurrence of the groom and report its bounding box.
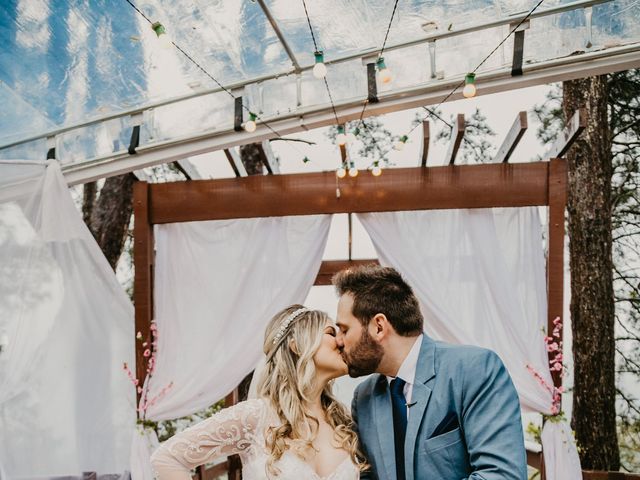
[333,264,527,480]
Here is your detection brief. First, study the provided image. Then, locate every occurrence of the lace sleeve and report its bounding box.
[150,398,265,480]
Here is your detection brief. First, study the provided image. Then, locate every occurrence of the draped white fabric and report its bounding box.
[130,215,331,480]
[358,208,581,480]
[0,162,135,477]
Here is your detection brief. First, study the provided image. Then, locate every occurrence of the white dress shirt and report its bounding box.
[386,333,423,417]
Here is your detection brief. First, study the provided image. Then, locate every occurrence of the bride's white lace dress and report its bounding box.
[151,398,359,480]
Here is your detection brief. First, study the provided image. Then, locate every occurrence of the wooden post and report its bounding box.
[133,181,155,405]
[445,114,465,165]
[493,111,528,163]
[547,158,567,389]
[420,120,430,167]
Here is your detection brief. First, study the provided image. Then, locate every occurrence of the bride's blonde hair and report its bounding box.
[257,304,367,477]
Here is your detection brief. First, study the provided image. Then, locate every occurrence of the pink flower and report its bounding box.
[546,342,559,352]
[553,363,563,371]
[136,332,143,340]
[150,323,157,331]
[137,386,143,394]
[143,349,151,358]
[557,386,565,393]
[555,353,563,362]
[553,316,561,325]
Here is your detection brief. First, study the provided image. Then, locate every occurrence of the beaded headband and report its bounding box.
[266,307,309,362]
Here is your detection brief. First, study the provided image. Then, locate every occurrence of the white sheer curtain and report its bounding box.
[0,161,135,478]
[358,208,581,480]
[130,215,331,480]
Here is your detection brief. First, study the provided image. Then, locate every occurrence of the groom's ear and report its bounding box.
[371,313,390,340]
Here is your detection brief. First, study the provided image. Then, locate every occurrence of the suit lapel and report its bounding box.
[404,336,437,480]
[373,375,397,480]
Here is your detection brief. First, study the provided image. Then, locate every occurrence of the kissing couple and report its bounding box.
[152,264,527,479]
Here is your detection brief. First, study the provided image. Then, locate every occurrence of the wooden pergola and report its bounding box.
[132,105,640,479]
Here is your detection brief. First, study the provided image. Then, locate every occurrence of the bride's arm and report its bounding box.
[151,399,264,480]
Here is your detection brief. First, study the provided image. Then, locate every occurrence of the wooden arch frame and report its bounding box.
[133,159,567,478]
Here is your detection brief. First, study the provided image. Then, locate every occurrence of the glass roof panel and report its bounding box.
[0,0,639,169]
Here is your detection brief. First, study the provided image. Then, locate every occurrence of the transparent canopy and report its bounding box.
[0,0,638,171]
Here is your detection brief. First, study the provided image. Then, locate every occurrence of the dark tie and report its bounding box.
[390,377,407,480]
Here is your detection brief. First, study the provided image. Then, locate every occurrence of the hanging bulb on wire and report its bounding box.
[313,51,327,79]
[348,162,359,177]
[463,73,477,98]
[244,112,257,133]
[336,165,347,178]
[376,57,392,84]
[394,135,409,151]
[336,125,347,146]
[371,161,382,177]
[152,22,172,49]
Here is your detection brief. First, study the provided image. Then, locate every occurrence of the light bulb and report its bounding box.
[463,83,476,98]
[336,167,347,178]
[313,62,327,79]
[152,22,172,49]
[372,165,382,176]
[463,73,477,98]
[348,166,359,177]
[244,113,258,133]
[394,135,408,151]
[313,51,327,79]
[158,33,172,49]
[379,68,393,84]
[335,125,347,146]
[376,57,392,84]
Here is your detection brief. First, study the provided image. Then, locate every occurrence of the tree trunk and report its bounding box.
[83,173,136,270]
[239,143,264,175]
[564,75,620,470]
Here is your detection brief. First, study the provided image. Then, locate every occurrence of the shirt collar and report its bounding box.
[387,333,423,385]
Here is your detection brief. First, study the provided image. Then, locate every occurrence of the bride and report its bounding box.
[151,305,368,479]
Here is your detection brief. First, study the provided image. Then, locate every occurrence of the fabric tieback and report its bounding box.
[390,377,408,480]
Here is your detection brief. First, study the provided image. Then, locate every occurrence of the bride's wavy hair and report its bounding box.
[256,304,368,477]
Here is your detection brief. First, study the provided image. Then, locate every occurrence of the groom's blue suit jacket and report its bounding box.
[351,335,527,480]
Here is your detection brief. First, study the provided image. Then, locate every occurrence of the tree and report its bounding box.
[534,69,640,471]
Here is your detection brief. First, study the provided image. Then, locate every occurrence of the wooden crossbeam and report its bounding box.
[257,140,280,174]
[493,111,528,163]
[224,148,247,177]
[445,114,465,165]
[419,120,430,167]
[547,107,587,158]
[315,259,379,285]
[148,163,552,224]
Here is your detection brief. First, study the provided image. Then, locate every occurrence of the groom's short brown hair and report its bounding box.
[332,264,423,336]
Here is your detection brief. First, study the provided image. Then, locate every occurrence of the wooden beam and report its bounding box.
[133,181,154,405]
[547,158,567,389]
[420,120,430,167]
[547,107,587,158]
[494,111,528,163]
[148,163,552,224]
[526,449,542,471]
[257,140,280,174]
[315,259,380,286]
[445,114,465,165]
[224,148,247,177]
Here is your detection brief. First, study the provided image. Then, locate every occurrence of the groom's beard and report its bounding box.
[343,329,384,377]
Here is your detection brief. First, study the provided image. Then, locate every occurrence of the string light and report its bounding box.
[336,165,347,178]
[376,57,393,84]
[348,162,359,177]
[151,22,172,49]
[244,112,257,133]
[336,125,347,146]
[371,161,382,176]
[313,51,327,79]
[463,73,477,98]
[394,135,408,151]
